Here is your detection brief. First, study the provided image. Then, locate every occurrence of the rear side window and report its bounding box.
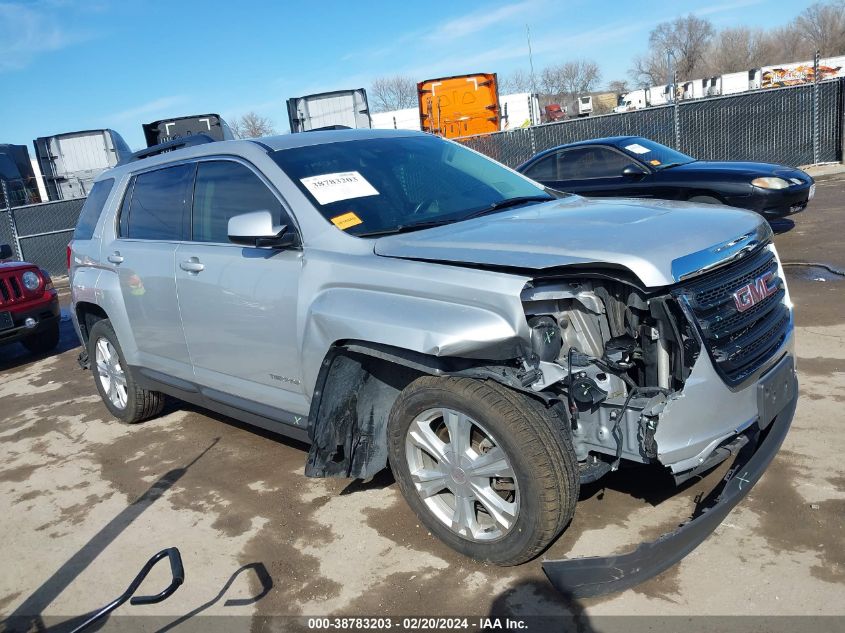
[73,178,114,239]
[192,161,287,243]
[124,164,195,240]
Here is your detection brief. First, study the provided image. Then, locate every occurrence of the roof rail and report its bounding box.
[305,125,352,132]
[118,134,217,166]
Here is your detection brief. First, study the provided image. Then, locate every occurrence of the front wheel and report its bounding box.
[387,376,578,566]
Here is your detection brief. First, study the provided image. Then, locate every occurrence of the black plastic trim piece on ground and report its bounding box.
[542,379,797,598]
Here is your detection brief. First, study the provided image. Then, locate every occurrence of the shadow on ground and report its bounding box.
[0,309,80,373]
[1,440,218,633]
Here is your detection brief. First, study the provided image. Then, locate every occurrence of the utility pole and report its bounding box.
[526,24,538,97]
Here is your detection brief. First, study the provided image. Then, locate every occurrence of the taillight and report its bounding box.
[66,243,72,271]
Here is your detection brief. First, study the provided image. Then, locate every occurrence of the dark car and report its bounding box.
[0,243,60,354]
[517,136,815,219]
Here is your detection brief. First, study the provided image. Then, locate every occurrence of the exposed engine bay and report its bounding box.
[521,276,704,484]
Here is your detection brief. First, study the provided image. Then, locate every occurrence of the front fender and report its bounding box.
[299,286,529,397]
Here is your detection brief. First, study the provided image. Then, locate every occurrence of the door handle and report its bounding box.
[179,258,205,273]
[107,252,124,264]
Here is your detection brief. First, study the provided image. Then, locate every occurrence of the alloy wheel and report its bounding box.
[404,407,519,541]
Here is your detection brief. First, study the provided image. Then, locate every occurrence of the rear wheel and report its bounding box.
[387,376,578,566]
[88,319,164,423]
[21,320,60,354]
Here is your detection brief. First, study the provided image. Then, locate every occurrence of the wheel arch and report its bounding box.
[74,301,109,346]
[304,340,550,480]
[685,190,727,204]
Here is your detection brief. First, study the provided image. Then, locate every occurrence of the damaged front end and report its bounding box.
[520,242,797,595]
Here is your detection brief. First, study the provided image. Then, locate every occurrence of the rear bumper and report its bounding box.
[542,375,796,598]
[0,297,60,345]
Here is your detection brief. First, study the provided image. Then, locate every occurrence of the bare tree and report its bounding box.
[230,112,276,139]
[500,68,535,94]
[632,14,714,85]
[630,49,670,87]
[708,27,769,75]
[539,59,601,101]
[794,0,845,55]
[369,75,417,112]
[757,25,815,64]
[607,79,630,94]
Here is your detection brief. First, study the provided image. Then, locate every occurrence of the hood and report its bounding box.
[0,260,36,271]
[373,196,768,288]
[670,160,806,179]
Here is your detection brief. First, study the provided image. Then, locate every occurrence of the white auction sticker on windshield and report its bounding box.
[300,171,379,205]
[625,143,651,154]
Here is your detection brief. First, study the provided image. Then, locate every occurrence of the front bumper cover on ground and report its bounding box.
[542,382,797,598]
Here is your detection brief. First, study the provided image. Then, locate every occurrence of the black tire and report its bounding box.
[87,319,164,423]
[687,195,722,205]
[387,376,579,566]
[21,320,60,354]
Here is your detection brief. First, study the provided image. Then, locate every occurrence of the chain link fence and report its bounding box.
[458,79,844,169]
[1,183,85,278]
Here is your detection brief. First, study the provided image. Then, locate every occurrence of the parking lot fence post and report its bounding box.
[841,78,845,164]
[673,70,681,150]
[813,50,820,165]
[1,181,23,260]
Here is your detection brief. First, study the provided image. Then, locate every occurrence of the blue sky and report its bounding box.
[0,0,816,150]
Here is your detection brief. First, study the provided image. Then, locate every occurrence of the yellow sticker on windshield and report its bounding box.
[331,212,363,230]
[649,159,661,166]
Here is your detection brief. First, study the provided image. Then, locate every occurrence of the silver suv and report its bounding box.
[69,129,797,596]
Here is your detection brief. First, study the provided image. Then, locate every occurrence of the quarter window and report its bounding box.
[192,161,287,243]
[73,178,114,240]
[125,164,194,240]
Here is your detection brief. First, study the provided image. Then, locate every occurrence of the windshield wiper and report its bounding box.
[460,195,554,221]
[357,219,457,237]
[357,195,554,237]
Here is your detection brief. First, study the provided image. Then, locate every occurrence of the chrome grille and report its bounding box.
[676,246,790,385]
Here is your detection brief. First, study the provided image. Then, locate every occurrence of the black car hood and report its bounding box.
[667,161,806,179]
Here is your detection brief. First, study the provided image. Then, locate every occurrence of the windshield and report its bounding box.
[271,135,553,236]
[616,137,695,170]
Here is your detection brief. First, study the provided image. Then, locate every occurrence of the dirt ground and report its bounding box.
[1,177,844,632]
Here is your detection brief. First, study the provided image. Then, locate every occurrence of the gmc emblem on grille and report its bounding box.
[732,271,778,312]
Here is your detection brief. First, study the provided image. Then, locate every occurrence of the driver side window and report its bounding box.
[562,147,640,179]
[192,161,291,243]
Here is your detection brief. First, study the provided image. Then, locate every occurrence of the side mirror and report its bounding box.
[622,164,648,178]
[228,211,300,249]
[0,244,12,260]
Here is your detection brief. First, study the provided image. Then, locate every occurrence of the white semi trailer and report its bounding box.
[33,129,133,201]
[286,89,372,133]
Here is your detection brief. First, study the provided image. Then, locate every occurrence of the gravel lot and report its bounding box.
[1,177,843,631]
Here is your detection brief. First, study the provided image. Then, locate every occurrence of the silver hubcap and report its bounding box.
[405,407,519,542]
[95,337,128,410]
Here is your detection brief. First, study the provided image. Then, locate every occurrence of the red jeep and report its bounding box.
[0,243,60,354]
